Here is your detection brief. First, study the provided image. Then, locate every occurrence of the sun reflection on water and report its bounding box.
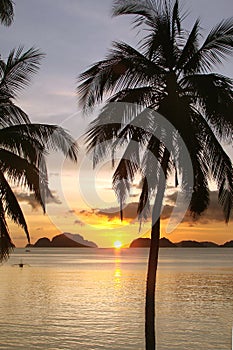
[114,267,121,278]
[114,250,122,288]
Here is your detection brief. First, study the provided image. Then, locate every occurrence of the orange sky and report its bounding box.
[11,164,233,248]
[9,203,233,248]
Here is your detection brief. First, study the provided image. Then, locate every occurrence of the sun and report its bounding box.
[113,240,122,249]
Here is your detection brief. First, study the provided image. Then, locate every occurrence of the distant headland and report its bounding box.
[26,234,233,249]
[27,233,98,248]
[129,237,233,248]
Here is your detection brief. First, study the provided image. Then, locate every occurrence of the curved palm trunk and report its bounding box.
[145,217,160,350]
[145,150,169,350]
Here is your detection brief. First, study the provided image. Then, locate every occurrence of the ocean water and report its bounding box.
[0,248,233,350]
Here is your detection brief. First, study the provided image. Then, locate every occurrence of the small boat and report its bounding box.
[25,249,30,252]
[12,259,30,268]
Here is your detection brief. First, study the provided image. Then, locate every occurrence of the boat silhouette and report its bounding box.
[12,259,30,268]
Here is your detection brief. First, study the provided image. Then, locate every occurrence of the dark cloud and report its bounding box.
[78,202,139,223]
[163,190,232,224]
[79,208,96,215]
[63,210,85,226]
[74,219,85,227]
[16,191,61,210]
[78,190,232,226]
[98,202,139,221]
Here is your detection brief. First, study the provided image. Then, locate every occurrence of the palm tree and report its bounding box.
[77,0,233,348]
[0,46,78,261]
[0,0,14,26]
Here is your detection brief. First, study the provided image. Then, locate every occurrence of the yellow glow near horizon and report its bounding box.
[113,240,122,249]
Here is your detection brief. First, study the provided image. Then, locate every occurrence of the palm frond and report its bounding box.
[190,107,233,222]
[176,19,200,71]
[114,0,183,68]
[85,101,147,164]
[0,101,30,126]
[0,125,45,165]
[0,47,44,97]
[137,176,150,222]
[112,0,159,29]
[108,86,155,106]
[218,187,233,223]
[0,124,78,161]
[172,0,181,39]
[85,106,124,167]
[78,41,165,112]
[0,170,30,243]
[183,18,233,73]
[170,107,210,215]
[183,128,210,216]
[140,15,179,69]
[150,146,171,224]
[181,73,233,140]
[116,104,157,139]
[0,0,14,26]
[112,138,141,220]
[0,204,14,262]
[189,171,210,217]
[138,136,163,221]
[0,149,51,213]
[182,124,210,216]
[28,124,79,161]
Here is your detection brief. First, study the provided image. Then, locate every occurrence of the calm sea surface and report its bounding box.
[0,248,233,350]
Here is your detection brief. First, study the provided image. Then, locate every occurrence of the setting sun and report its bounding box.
[113,240,122,249]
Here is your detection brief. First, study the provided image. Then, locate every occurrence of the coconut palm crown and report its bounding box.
[78,0,233,223]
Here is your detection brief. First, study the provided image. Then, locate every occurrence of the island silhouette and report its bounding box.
[26,235,233,248]
[27,233,98,248]
[129,237,233,248]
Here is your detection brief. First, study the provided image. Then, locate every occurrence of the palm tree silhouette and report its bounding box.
[0,0,14,26]
[78,0,233,348]
[0,47,78,261]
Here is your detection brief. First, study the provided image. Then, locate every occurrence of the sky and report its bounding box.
[1,0,233,247]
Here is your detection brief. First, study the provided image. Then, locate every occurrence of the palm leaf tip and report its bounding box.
[0,237,14,262]
[198,17,233,70]
[120,200,123,221]
[112,0,137,17]
[3,47,45,97]
[24,124,79,162]
[0,0,14,26]
[0,212,15,262]
[172,0,181,35]
[218,188,233,223]
[54,127,79,162]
